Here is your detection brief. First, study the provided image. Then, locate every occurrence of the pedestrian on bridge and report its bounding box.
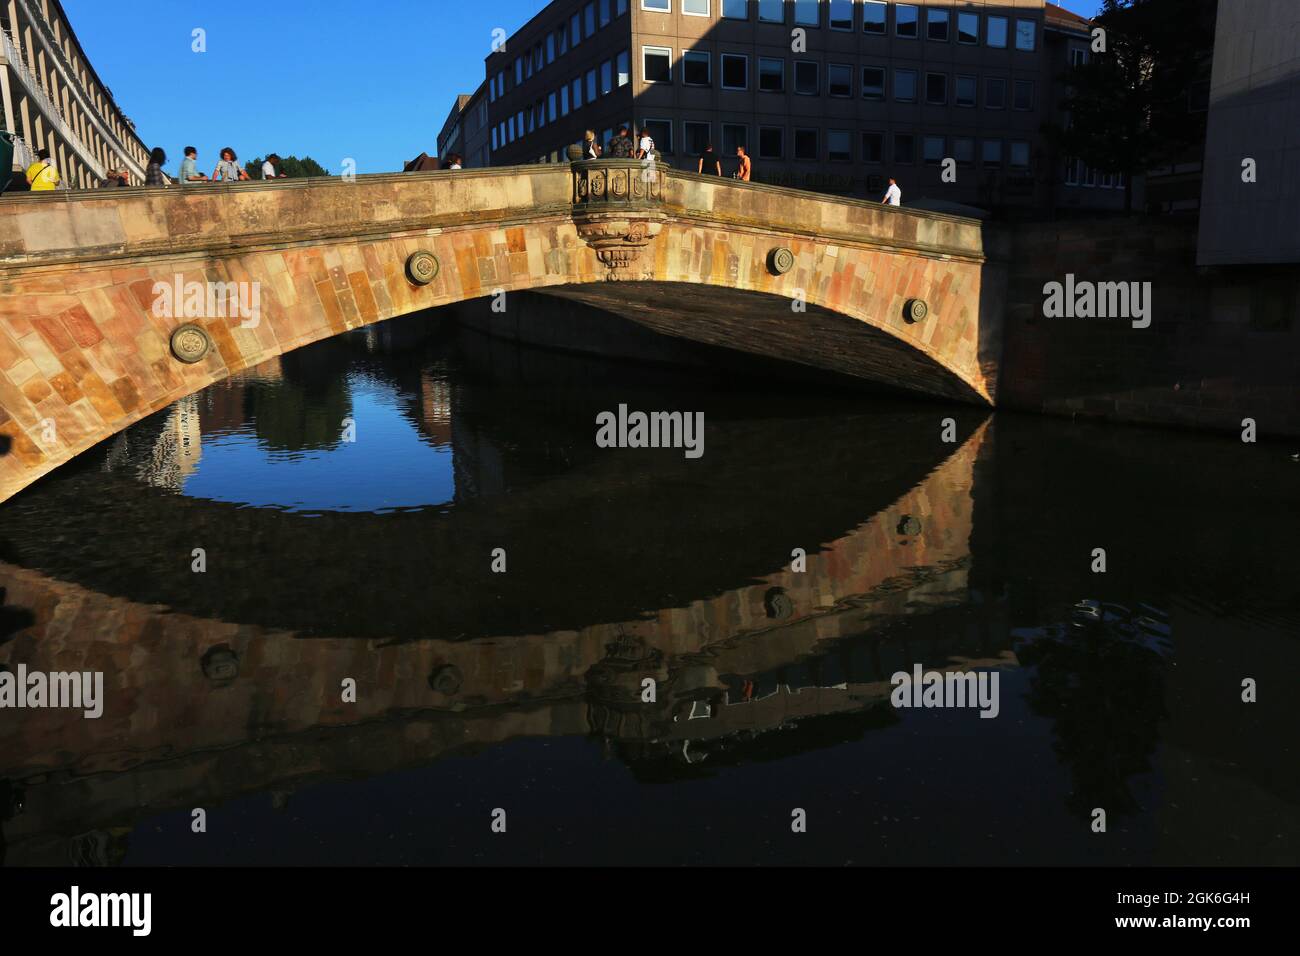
[144,147,168,186]
[881,177,902,206]
[582,130,602,160]
[25,148,60,191]
[179,147,209,184]
[213,147,249,183]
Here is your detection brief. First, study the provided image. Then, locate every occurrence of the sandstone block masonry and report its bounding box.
[0,164,993,502]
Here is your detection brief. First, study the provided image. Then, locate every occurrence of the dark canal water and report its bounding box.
[1,312,1296,866]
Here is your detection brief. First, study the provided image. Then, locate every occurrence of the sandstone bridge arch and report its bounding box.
[0,161,1000,502]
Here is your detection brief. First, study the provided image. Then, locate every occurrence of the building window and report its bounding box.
[987,16,1008,49]
[828,63,852,97]
[1013,79,1034,110]
[829,0,853,31]
[683,0,710,16]
[722,54,748,90]
[572,76,584,109]
[685,121,711,157]
[516,58,524,84]
[828,129,852,162]
[958,12,979,44]
[601,60,613,95]
[862,131,884,163]
[643,46,673,83]
[894,132,915,164]
[491,127,498,150]
[571,13,582,46]
[548,91,558,122]
[927,9,949,42]
[794,0,819,27]
[557,26,568,56]
[985,77,1006,109]
[925,72,947,105]
[534,43,545,72]
[956,75,976,107]
[895,68,917,102]
[1016,19,1036,51]
[723,0,748,19]
[586,68,598,101]
[643,118,673,154]
[954,137,974,166]
[794,60,819,95]
[618,50,630,85]
[585,1,597,34]
[862,66,885,100]
[759,57,785,92]
[758,125,783,159]
[794,128,819,161]
[863,1,886,34]
[642,0,670,10]
[618,0,629,14]
[983,139,1003,166]
[923,136,945,165]
[517,110,525,137]
[722,123,748,155]
[896,4,919,38]
[1071,47,1089,67]
[684,50,711,86]
[561,85,570,115]
[601,0,613,26]
[1010,142,1030,168]
[547,34,556,63]
[758,0,783,22]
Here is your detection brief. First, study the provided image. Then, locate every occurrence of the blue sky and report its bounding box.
[63,0,1101,177]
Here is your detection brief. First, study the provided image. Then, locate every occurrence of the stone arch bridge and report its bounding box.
[0,161,1001,502]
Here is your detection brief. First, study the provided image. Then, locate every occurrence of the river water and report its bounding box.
[1,313,1296,866]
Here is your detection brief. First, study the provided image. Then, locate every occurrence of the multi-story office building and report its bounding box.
[439,84,493,170]
[484,0,1100,211]
[1,0,150,187]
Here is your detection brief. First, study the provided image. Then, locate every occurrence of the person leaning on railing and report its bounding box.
[25,148,60,191]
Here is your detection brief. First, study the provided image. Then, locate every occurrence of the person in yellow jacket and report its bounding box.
[25,148,60,191]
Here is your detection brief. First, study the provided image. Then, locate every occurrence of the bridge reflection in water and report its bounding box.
[0,315,1295,867]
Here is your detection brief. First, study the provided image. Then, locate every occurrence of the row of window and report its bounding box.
[646,49,1036,108]
[642,0,1037,51]
[492,50,633,150]
[489,0,629,103]
[1065,159,1128,190]
[632,119,1035,168]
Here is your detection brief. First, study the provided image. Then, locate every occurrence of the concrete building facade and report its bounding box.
[1197,0,1300,266]
[1,0,150,188]
[483,0,1112,212]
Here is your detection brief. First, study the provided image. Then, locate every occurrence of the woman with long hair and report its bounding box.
[582,130,601,160]
[145,147,168,187]
[212,147,249,183]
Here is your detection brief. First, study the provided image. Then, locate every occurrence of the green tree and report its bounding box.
[245,154,331,180]
[1044,0,1215,213]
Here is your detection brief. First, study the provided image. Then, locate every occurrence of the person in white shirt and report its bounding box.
[882,177,902,206]
[637,129,655,160]
[262,154,286,180]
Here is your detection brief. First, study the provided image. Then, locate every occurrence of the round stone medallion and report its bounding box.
[405,250,440,286]
[897,515,923,537]
[768,247,795,276]
[170,323,211,364]
[904,298,929,323]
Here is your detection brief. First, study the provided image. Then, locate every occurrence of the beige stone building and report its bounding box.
[1,0,150,188]
[483,0,1104,211]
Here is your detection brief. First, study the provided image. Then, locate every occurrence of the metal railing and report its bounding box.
[3,26,108,182]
